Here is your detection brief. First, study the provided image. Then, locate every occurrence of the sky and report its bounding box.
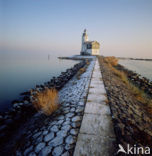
[0,0,152,58]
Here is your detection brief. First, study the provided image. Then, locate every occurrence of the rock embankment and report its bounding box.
[98,57,152,154]
[116,64,152,96]
[0,58,95,156]
[0,59,87,152]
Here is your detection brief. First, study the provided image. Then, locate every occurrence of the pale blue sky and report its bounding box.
[0,0,152,58]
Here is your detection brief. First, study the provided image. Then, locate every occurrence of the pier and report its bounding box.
[74,59,116,156]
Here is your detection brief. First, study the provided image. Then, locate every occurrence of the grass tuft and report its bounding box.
[76,67,86,79]
[32,88,59,115]
[104,56,118,67]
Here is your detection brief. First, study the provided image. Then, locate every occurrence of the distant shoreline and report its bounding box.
[117,57,152,61]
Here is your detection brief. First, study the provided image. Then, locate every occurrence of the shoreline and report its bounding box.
[0,57,90,151]
[118,57,152,61]
[98,56,152,152]
[0,56,95,155]
[116,64,152,96]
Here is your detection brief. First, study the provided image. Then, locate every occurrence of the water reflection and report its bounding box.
[0,54,78,111]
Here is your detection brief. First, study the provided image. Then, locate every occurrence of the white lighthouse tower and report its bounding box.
[81,29,88,53]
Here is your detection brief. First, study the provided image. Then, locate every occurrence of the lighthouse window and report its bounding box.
[87,44,92,49]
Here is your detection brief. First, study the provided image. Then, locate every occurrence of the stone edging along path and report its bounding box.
[74,59,116,156]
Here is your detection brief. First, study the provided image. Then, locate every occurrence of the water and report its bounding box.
[119,59,152,81]
[0,52,78,111]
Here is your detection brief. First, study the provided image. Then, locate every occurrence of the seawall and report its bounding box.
[0,58,89,151]
[0,56,95,155]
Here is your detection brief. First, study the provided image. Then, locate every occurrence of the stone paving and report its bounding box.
[14,59,95,156]
[74,59,116,156]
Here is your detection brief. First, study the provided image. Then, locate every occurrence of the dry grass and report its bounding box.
[112,68,129,84]
[32,88,59,115]
[89,86,94,88]
[130,84,152,113]
[79,68,86,74]
[76,60,90,80]
[86,59,90,65]
[102,56,128,84]
[146,100,152,114]
[76,67,86,79]
[130,84,147,102]
[104,56,118,67]
[98,56,152,114]
[104,99,109,105]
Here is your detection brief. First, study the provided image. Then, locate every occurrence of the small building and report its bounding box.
[80,29,100,55]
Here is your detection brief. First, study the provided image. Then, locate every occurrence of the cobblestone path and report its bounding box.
[14,60,95,156]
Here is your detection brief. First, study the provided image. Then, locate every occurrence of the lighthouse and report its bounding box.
[81,29,88,53]
[80,29,100,55]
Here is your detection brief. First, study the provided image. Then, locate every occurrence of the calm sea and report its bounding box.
[0,52,78,111]
[119,59,152,81]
